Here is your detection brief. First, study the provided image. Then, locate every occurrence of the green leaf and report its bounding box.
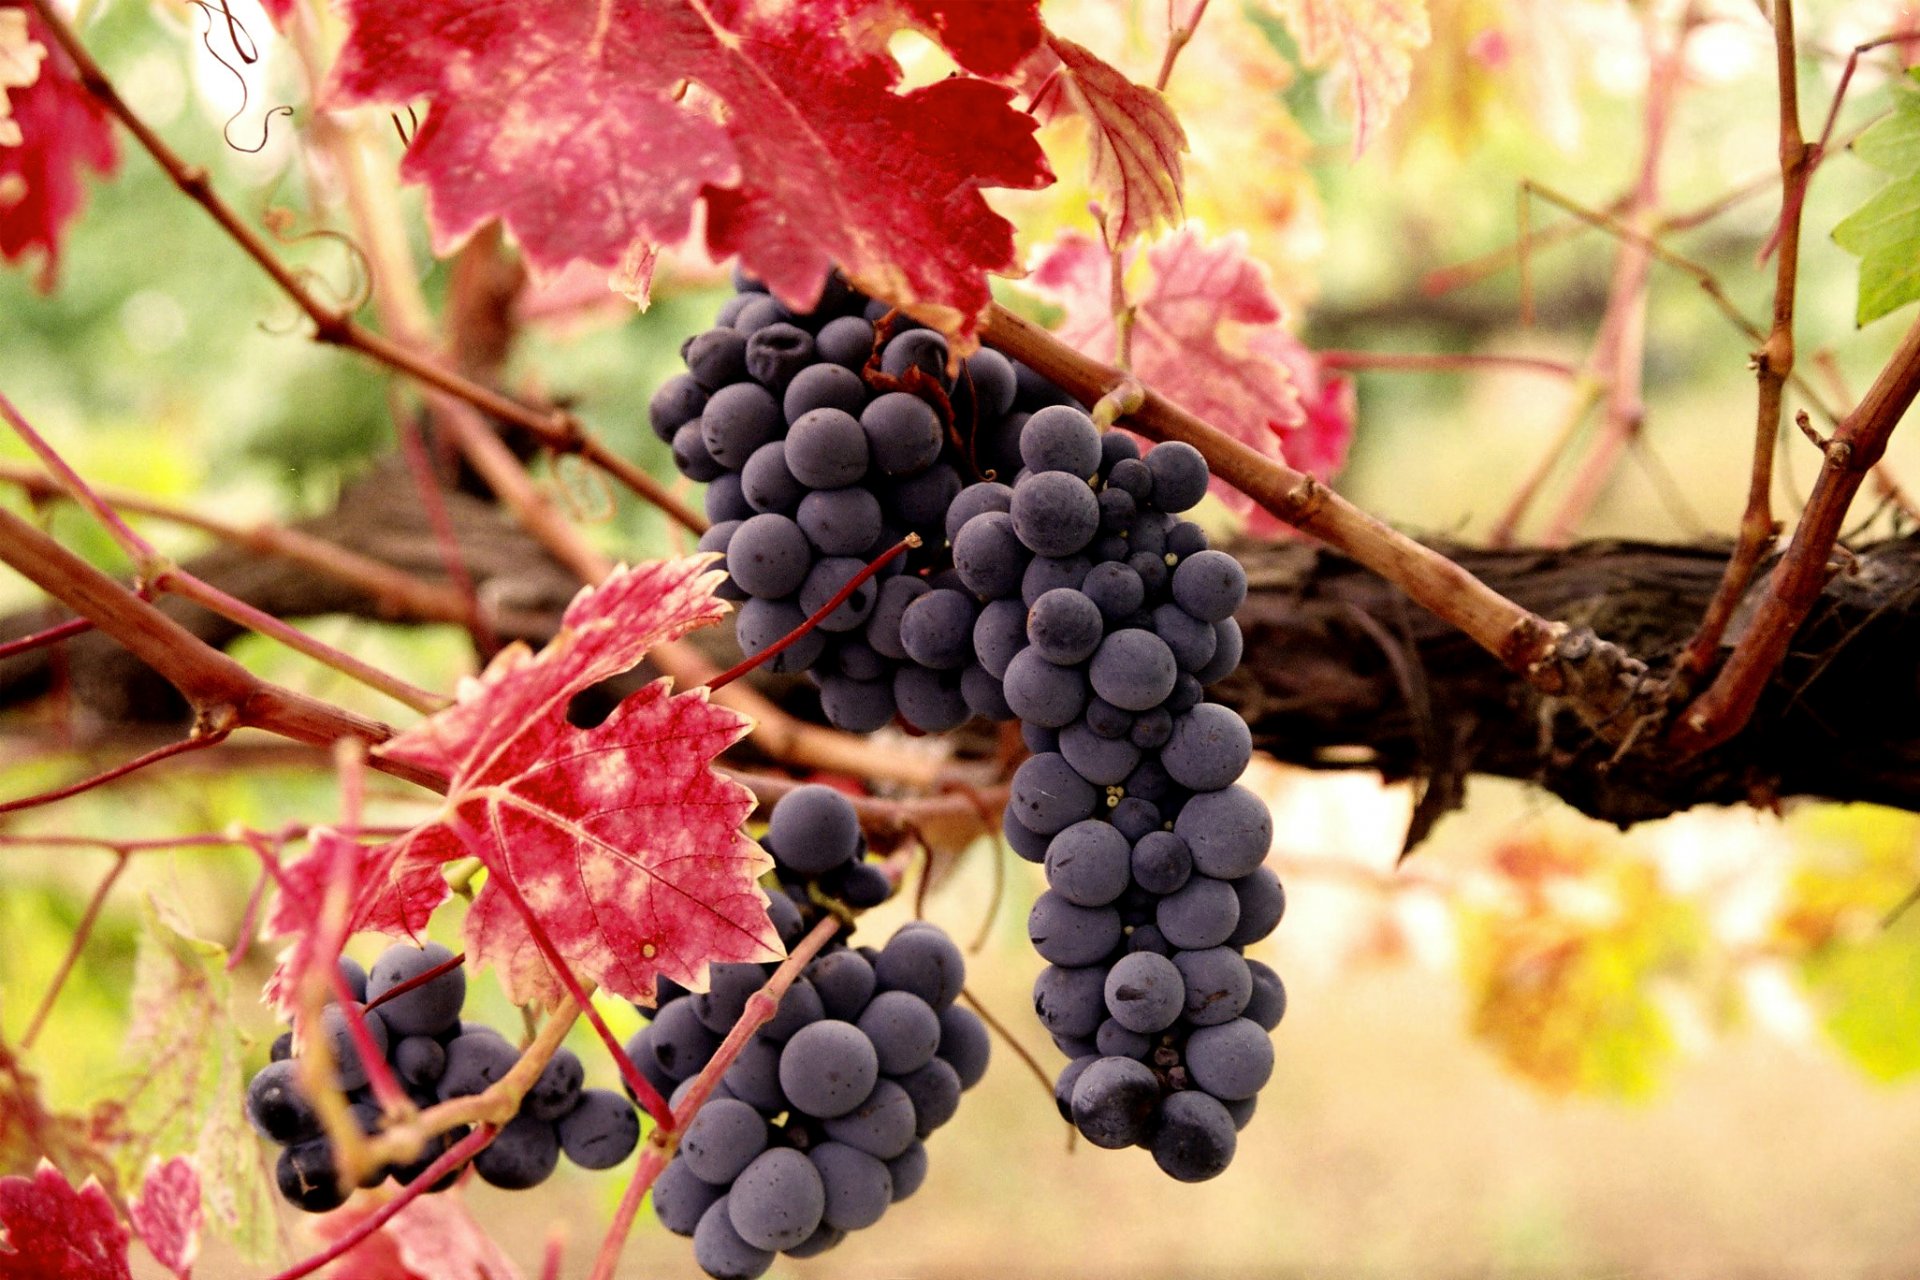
[1836,83,1920,326]
[117,900,279,1261]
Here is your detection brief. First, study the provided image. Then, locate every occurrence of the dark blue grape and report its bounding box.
[276,1139,347,1212]
[1081,561,1145,621]
[1166,520,1209,559]
[246,1060,319,1143]
[735,598,827,674]
[681,1096,770,1183]
[969,598,1027,679]
[762,976,826,1042]
[1150,1090,1236,1182]
[1130,829,1192,895]
[475,1112,560,1190]
[860,393,943,475]
[893,666,969,732]
[1010,752,1098,834]
[857,990,941,1075]
[787,408,869,488]
[389,1034,445,1088]
[818,675,895,732]
[1194,617,1244,685]
[745,323,814,392]
[1011,471,1099,557]
[684,326,750,390]
[1162,703,1251,791]
[527,1046,584,1121]
[898,1056,963,1135]
[1173,946,1252,1027]
[783,361,866,423]
[953,511,1029,599]
[1059,719,1141,786]
[1156,875,1240,951]
[700,382,783,469]
[886,1140,929,1202]
[769,784,861,876]
[722,1035,787,1113]
[1084,696,1133,739]
[727,513,812,600]
[1144,441,1209,512]
[733,294,795,334]
[1244,959,1288,1031]
[1185,1017,1273,1101]
[1021,553,1092,606]
[1070,1056,1160,1149]
[1031,962,1108,1039]
[822,1077,916,1159]
[365,942,464,1038]
[1173,784,1272,879]
[1154,603,1218,672]
[1097,1017,1152,1060]
[653,1156,723,1235]
[1171,549,1247,622]
[740,441,804,515]
[807,949,876,1022]
[778,1021,879,1120]
[1227,866,1286,947]
[864,576,928,660]
[1088,628,1178,712]
[556,1088,639,1170]
[880,330,950,384]
[816,315,876,369]
[1027,892,1123,969]
[795,486,883,557]
[1107,457,1153,502]
[1130,706,1173,751]
[886,463,962,530]
[935,1003,990,1090]
[873,924,966,1008]
[650,373,708,442]
[960,664,1012,720]
[798,556,879,632]
[900,588,978,670]
[1002,648,1088,729]
[705,471,753,524]
[1104,949,1185,1034]
[1098,486,1137,533]
[1054,1054,1098,1122]
[1110,796,1162,843]
[1003,805,1051,863]
[673,421,727,482]
[695,963,767,1035]
[1044,819,1132,907]
[1020,405,1102,477]
[695,1195,775,1280]
[962,348,1018,419]
[1027,587,1103,665]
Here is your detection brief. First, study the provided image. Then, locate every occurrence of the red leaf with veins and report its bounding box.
[263,826,449,1014]
[0,4,117,289]
[329,0,1050,340]
[1024,34,1186,246]
[128,1157,200,1279]
[0,1160,131,1280]
[375,556,777,1007]
[1028,229,1349,522]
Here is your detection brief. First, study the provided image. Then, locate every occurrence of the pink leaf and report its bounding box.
[1028,228,1349,522]
[0,1160,131,1280]
[0,4,117,289]
[1024,34,1186,246]
[329,0,1051,342]
[1262,0,1430,153]
[128,1157,200,1280]
[266,558,779,1009]
[315,1190,521,1280]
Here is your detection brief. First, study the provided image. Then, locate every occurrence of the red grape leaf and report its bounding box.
[256,0,296,30]
[0,4,117,289]
[328,0,1050,341]
[128,1157,199,1279]
[0,1161,131,1280]
[1028,229,1349,522]
[262,827,450,1015]
[372,556,778,1007]
[1260,0,1429,153]
[315,1190,520,1280]
[1024,34,1186,246]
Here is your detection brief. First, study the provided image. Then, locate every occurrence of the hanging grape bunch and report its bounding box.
[244,944,640,1211]
[629,785,990,1279]
[665,274,1287,1183]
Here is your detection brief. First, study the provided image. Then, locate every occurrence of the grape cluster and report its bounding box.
[662,277,1286,1182]
[627,785,990,1280]
[657,270,1084,732]
[243,943,640,1212]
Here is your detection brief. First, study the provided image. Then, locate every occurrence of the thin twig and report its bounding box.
[708,536,917,691]
[18,851,128,1049]
[1679,0,1809,676]
[0,729,231,816]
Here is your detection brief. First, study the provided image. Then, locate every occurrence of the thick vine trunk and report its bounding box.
[3,466,1915,834]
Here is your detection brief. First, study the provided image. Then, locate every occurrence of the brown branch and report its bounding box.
[24,0,704,538]
[1680,0,1810,675]
[1674,314,1920,751]
[0,507,448,791]
[978,303,1644,720]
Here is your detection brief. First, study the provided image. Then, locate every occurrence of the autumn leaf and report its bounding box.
[1026,228,1350,523]
[1834,74,1920,327]
[120,903,276,1260]
[0,3,117,288]
[128,1157,200,1280]
[1025,33,1186,246]
[329,0,1051,341]
[0,1160,130,1280]
[1263,0,1430,153]
[1457,839,1700,1098]
[267,557,779,1009]
[315,1190,523,1280]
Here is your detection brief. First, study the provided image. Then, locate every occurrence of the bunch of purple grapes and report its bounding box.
[661,275,1286,1182]
[244,943,640,1211]
[626,785,990,1280]
[655,269,1084,732]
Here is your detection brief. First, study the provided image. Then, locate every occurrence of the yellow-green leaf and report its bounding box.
[1835,79,1920,326]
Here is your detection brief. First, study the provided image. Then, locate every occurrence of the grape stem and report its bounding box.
[587,914,843,1280]
[707,534,919,691]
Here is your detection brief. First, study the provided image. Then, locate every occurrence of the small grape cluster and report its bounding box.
[626,785,990,1280]
[243,943,640,1212]
[655,270,1081,732]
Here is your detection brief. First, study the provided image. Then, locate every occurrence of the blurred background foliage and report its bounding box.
[2,0,1918,1276]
